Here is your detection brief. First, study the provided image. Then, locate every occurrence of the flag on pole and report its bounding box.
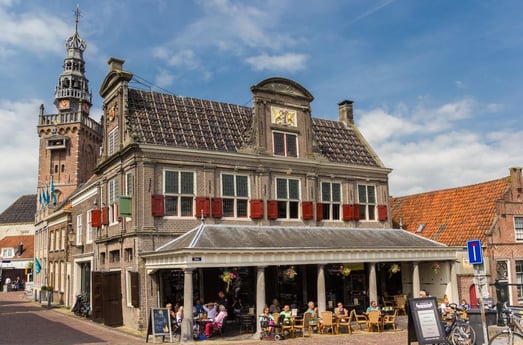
[35,258,41,274]
[38,187,42,206]
[50,176,57,204]
[44,183,50,205]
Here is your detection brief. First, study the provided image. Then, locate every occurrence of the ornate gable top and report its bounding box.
[250,77,314,101]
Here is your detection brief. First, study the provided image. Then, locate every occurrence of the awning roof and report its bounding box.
[142,224,457,270]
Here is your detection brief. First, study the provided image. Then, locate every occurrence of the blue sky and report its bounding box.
[0,0,522,212]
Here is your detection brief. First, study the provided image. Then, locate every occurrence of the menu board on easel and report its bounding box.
[146,308,172,343]
[408,297,446,345]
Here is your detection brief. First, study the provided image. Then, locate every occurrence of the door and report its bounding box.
[102,271,123,326]
[469,284,478,309]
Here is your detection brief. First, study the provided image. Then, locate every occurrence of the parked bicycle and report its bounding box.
[489,306,523,345]
[441,303,476,345]
[71,293,90,318]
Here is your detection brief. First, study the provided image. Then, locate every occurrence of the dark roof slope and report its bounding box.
[390,178,508,246]
[0,195,36,224]
[157,224,446,252]
[126,89,381,167]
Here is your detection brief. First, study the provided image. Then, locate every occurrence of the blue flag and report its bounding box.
[50,177,57,204]
[35,258,41,274]
[44,183,50,205]
[38,188,42,206]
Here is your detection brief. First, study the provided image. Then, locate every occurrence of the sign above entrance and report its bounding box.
[467,239,483,265]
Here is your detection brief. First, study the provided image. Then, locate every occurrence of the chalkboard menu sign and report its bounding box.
[408,297,446,345]
[146,308,172,343]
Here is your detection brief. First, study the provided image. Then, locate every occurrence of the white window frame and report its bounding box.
[76,214,83,246]
[357,184,377,221]
[221,173,249,218]
[107,126,119,156]
[321,181,342,221]
[164,170,195,217]
[275,177,300,219]
[515,216,523,241]
[86,209,93,244]
[1,247,14,258]
[125,172,133,196]
[108,177,119,224]
[125,268,133,307]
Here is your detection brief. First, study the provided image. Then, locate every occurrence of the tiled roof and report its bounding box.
[126,89,381,167]
[157,224,446,252]
[0,235,34,259]
[390,178,509,246]
[0,195,36,224]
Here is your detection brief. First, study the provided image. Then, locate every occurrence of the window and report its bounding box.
[127,270,139,307]
[273,131,297,157]
[125,172,133,196]
[515,217,523,241]
[125,248,133,262]
[107,127,119,156]
[358,184,376,221]
[76,214,83,246]
[1,248,14,258]
[276,178,300,219]
[86,209,93,244]
[108,177,119,223]
[100,252,106,265]
[222,174,249,217]
[321,182,341,220]
[110,250,120,263]
[164,170,194,217]
[517,260,523,302]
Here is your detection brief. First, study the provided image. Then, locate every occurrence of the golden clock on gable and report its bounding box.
[271,106,297,127]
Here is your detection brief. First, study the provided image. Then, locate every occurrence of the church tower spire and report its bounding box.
[36,6,102,215]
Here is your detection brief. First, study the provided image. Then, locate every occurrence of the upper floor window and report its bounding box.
[164,170,194,217]
[222,174,249,218]
[515,217,523,241]
[107,127,119,156]
[1,247,14,258]
[276,178,300,219]
[321,182,341,220]
[108,177,119,224]
[516,260,523,302]
[125,172,133,196]
[358,184,376,221]
[273,131,297,157]
[86,209,93,244]
[76,214,83,246]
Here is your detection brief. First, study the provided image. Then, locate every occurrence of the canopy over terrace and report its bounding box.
[142,224,457,339]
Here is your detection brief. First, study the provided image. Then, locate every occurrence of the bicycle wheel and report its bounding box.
[450,323,476,345]
[489,332,523,345]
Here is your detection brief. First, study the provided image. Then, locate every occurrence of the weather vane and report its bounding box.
[74,5,81,33]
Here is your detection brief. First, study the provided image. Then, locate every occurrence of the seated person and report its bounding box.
[440,296,452,317]
[166,303,177,328]
[335,302,348,321]
[205,305,227,337]
[269,298,281,314]
[193,299,204,317]
[305,301,319,331]
[203,302,218,320]
[260,306,275,332]
[279,305,293,325]
[459,299,470,310]
[366,300,380,312]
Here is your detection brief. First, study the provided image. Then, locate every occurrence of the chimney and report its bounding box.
[17,242,23,256]
[338,100,354,125]
[107,57,125,72]
[509,167,522,188]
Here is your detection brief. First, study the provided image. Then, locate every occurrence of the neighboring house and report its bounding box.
[0,195,36,239]
[390,167,523,307]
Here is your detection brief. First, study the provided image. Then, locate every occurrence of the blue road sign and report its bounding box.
[467,239,483,265]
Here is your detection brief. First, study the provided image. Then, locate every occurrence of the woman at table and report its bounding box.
[366,300,380,312]
[205,305,228,337]
[260,306,275,331]
[335,302,348,322]
[305,301,319,331]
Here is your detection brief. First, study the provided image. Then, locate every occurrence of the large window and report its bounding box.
[107,127,119,156]
[273,131,297,157]
[276,178,300,219]
[164,171,194,217]
[358,184,376,221]
[76,214,83,246]
[515,217,523,241]
[86,209,93,244]
[321,182,341,220]
[222,174,249,218]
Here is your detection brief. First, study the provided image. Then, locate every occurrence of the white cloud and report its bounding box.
[155,69,174,88]
[358,97,523,197]
[245,53,308,72]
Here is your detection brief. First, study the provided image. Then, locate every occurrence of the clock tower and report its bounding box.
[36,7,102,212]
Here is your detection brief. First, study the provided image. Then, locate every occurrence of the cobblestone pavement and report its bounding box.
[0,291,415,344]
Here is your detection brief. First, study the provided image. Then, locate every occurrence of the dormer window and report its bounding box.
[1,248,14,258]
[273,131,297,157]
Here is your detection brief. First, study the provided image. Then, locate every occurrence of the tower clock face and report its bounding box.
[58,99,70,110]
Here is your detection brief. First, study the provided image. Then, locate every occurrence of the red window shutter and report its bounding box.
[302,201,313,220]
[353,203,361,221]
[250,199,263,219]
[151,194,165,217]
[267,200,278,220]
[378,204,388,221]
[195,197,210,218]
[342,204,354,221]
[316,203,323,221]
[211,198,223,218]
[101,206,109,225]
[91,209,101,227]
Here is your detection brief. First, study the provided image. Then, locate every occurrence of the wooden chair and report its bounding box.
[319,311,335,335]
[239,314,255,334]
[382,308,398,332]
[382,295,394,308]
[293,312,311,337]
[336,310,352,335]
[279,314,294,338]
[367,310,382,332]
[394,295,407,316]
[350,309,368,332]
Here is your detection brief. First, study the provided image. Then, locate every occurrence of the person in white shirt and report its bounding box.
[203,302,218,320]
